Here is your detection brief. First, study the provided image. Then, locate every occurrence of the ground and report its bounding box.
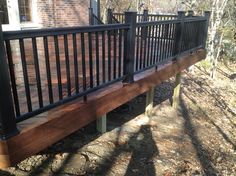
[1,60,236,176]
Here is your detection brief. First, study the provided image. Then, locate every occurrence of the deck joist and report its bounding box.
[0,49,206,168]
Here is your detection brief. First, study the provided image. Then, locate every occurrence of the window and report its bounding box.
[0,0,9,24]
[18,0,32,22]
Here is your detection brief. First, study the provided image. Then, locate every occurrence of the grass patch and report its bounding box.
[197,59,211,69]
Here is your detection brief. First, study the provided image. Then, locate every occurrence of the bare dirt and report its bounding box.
[1,61,236,176]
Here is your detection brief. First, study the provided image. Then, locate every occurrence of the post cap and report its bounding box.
[177,11,186,18]
[204,11,211,16]
[188,10,194,16]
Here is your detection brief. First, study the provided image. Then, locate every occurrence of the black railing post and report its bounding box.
[89,7,94,25]
[107,8,113,24]
[141,9,148,40]
[123,11,137,83]
[173,11,185,59]
[203,11,211,48]
[143,9,148,22]
[188,10,194,17]
[0,24,18,140]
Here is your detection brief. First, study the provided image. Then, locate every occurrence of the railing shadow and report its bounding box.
[9,95,146,175]
[194,65,210,75]
[22,128,99,176]
[184,72,236,127]
[124,125,159,176]
[182,91,236,151]
[22,93,159,175]
[84,124,159,176]
[179,94,218,176]
[217,67,230,78]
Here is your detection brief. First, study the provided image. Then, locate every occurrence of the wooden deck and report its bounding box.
[0,49,206,167]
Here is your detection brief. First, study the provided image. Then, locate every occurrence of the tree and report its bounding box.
[207,0,229,79]
[174,0,232,78]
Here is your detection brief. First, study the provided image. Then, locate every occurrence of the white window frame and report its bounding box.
[2,0,21,31]
[2,0,41,31]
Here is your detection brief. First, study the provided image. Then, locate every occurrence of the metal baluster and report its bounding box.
[43,36,53,104]
[113,30,117,79]
[107,30,111,81]
[64,35,71,96]
[88,32,94,88]
[118,29,122,77]
[72,33,79,94]
[146,25,152,67]
[19,39,32,112]
[81,33,87,101]
[95,32,100,85]
[54,36,63,100]
[102,31,106,83]
[135,27,140,71]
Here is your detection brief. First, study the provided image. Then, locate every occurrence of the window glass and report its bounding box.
[0,0,9,24]
[18,0,31,22]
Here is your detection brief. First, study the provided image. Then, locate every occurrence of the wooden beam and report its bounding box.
[0,49,206,167]
[145,87,155,117]
[0,141,11,168]
[172,72,182,108]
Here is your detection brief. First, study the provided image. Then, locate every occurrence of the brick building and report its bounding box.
[0,0,100,31]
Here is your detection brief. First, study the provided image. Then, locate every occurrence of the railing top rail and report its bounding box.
[137,16,207,27]
[3,23,129,40]
[137,19,181,27]
[183,16,208,22]
[113,12,177,17]
[113,12,125,15]
[148,14,177,17]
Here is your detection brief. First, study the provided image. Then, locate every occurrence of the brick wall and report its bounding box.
[37,0,89,28]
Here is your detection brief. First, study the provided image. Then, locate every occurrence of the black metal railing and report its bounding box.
[134,20,179,73]
[110,9,177,24]
[3,24,128,123]
[0,11,210,139]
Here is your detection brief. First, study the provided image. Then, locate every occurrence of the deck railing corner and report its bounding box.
[0,23,19,140]
[123,11,137,83]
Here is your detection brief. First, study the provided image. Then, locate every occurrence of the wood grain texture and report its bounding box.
[0,141,11,168]
[0,49,206,167]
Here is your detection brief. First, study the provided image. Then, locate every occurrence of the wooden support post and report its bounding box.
[96,115,107,133]
[172,72,182,108]
[145,87,155,117]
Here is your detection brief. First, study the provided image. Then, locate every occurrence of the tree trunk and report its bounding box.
[207,0,228,79]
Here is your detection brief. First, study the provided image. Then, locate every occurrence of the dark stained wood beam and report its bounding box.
[0,49,206,167]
